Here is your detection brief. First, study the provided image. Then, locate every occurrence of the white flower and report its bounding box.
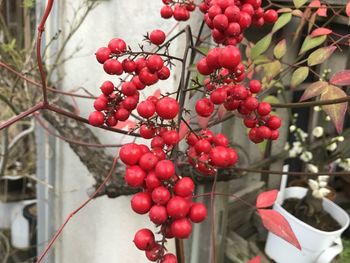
[289,125,296,132]
[297,128,308,141]
[319,188,331,197]
[319,181,328,188]
[289,142,303,157]
[318,175,329,182]
[326,116,331,121]
[337,136,344,142]
[300,151,313,162]
[327,142,337,152]
[284,142,290,151]
[312,126,324,138]
[307,164,319,173]
[339,158,350,171]
[314,106,321,112]
[308,179,319,191]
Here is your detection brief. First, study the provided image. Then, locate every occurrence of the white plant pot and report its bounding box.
[265,187,350,263]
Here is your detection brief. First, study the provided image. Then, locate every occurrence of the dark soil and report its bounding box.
[282,198,342,232]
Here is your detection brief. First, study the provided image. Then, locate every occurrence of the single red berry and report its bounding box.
[264,9,278,24]
[241,3,255,16]
[88,111,104,126]
[150,29,166,45]
[244,97,259,111]
[149,205,168,224]
[257,102,272,116]
[160,253,177,263]
[138,144,150,155]
[206,48,221,69]
[114,108,130,121]
[145,244,163,262]
[135,57,147,74]
[224,5,241,22]
[226,22,241,36]
[208,5,222,19]
[210,87,227,105]
[227,147,238,166]
[132,76,146,90]
[100,81,114,95]
[137,100,156,119]
[213,14,229,31]
[213,133,229,147]
[139,68,159,86]
[131,192,152,214]
[174,177,195,197]
[145,171,161,191]
[139,153,158,171]
[210,146,231,167]
[186,133,199,146]
[103,59,123,75]
[93,98,107,111]
[157,66,170,80]
[189,203,207,223]
[122,58,136,73]
[238,11,252,29]
[218,45,241,69]
[152,147,166,161]
[162,130,180,146]
[161,5,173,19]
[270,130,279,140]
[147,55,164,72]
[173,5,190,21]
[106,115,117,127]
[195,98,214,117]
[108,38,126,53]
[244,118,258,128]
[133,229,155,251]
[249,127,264,144]
[171,218,192,239]
[152,186,171,205]
[125,165,146,187]
[121,82,137,96]
[155,160,175,180]
[249,80,262,93]
[257,126,272,139]
[156,97,179,120]
[194,139,212,154]
[197,58,214,76]
[95,47,111,64]
[119,143,142,165]
[267,116,282,130]
[166,196,190,219]
[140,124,156,139]
[121,96,138,111]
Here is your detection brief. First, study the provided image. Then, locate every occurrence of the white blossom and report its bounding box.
[284,142,290,151]
[300,151,313,162]
[313,106,322,112]
[297,128,308,141]
[308,179,319,191]
[326,116,331,121]
[337,136,344,142]
[312,126,324,138]
[289,142,303,157]
[327,142,337,152]
[289,125,296,132]
[339,158,350,171]
[318,175,329,182]
[307,164,319,173]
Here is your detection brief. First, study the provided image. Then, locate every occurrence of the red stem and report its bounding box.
[35,157,119,263]
[36,0,55,103]
[0,102,45,130]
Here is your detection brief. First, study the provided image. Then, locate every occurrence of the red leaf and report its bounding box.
[248,255,260,263]
[346,2,350,18]
[309,0,320,8]
[197,116,209,129]
[311,27,332,37]
[218,105,227,120]
[152,88,161,99]
[258,209,301,250]
[256,190,278,208]
[299,81,328,101]
[330,70,350,86]
[317,5,327,17]
[179,119,190,141]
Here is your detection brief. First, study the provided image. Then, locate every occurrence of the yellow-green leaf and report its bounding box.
[299,35,326,54]
[253,55,271,65]
[274,39,287,59]
[300,81,328,101]
[263,60,282,82]
[263,95,280,104]
[293,0,308,8]
[272,13,292,33]
[251,33,272,60]
[291,67,309,89]
[321,85,348,133]
[308,46,336,66]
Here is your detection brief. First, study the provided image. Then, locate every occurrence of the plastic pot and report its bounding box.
[265,187,349,263]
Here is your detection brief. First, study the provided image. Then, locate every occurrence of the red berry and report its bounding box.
[95,47,111,64]
[243,118,258,128]
[189,203,207,223]
[88,111,104,126]
[218,46,241,69]
[106,115,117,127]
[209,146,231,167]
[244,97,259,111]
[114,108,130,121]
[147,55,164,72]
[155,160,175,180]
[210,87,227,105]
[264,9,278,24]
[249,127,264,144]
[122,59,136,73]
[103,59,123,75]
[249,80,262,93]
[119,143,142,165]
[137,100,156,118]
[267,116,281,130]
[139,153,158,171]
[227,147,238,165]
[133,229,155,251]
[257,102,272,116]
[224,5,241,22]
[195,139,212,154]
[150,29,166,45]
[171,218,192,238]
[241,4,255,16]
[125,165,146,187]
[93,98,107,111]
[213,133,229,147]
[156,97,179,120]
[139,68,159,86]
[132,76,146,90]
[145,244,163,262]
[208,5,222,19]
[100,81,114,95]
[140,124,156,139]
[186,133,199,146]
[206,48,221,69]
[174,177,195,197]
[195,98,214,117]
[149,205,168,224]
[226,22,241,36]
[161,253,177,263]
[270,130,279,140]
[152,147,166,161]
[161,5,173,19]
[257,126,272,139]
[166,196,190,219]
[131,192,152,214]
[197,58,214,76]
[238,11,252,29]
[135,57,147,74]
[121,96,138,111]
[152,186,171,205]
[157,66,171,80]
[212,14,229,31]
[108,38,126,53]
[145,171,161,191]
[121,82,137,96]
[162,130,180,146]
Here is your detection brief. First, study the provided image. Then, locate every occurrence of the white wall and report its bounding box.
[48,0,202,262]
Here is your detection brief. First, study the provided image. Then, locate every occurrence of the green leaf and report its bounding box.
[253,55,271,65]
[251,33,272,60]
[299,35,326,54]
[321,85,348,133]
[293,0,308,8]
[291,67,309,89]
[263,60,281,82]
[272,13,292,33]
[274,39,287,59]
[300,81,328,101]
[308,46,336,66]
[198,46,210,55]
[263,95,280,104]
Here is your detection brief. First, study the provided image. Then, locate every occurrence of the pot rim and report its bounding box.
[275,187,350,235]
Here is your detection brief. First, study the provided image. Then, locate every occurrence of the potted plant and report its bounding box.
[265,176,350,263]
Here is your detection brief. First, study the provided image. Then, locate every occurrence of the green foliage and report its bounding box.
[273,39,287,59]
[308,46,337,66]
[293,0,308,8]
[291,67,309,89]
[272,13,292,33]
[340,239,350,263]
[251,33,272,60]
[299,35,327,54]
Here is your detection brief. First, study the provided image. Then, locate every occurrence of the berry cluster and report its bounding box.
[186,130,238,175]
[160,0,196,21]
[120,143,207,262]
[89,31,171,127]
[199,0,278,45]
